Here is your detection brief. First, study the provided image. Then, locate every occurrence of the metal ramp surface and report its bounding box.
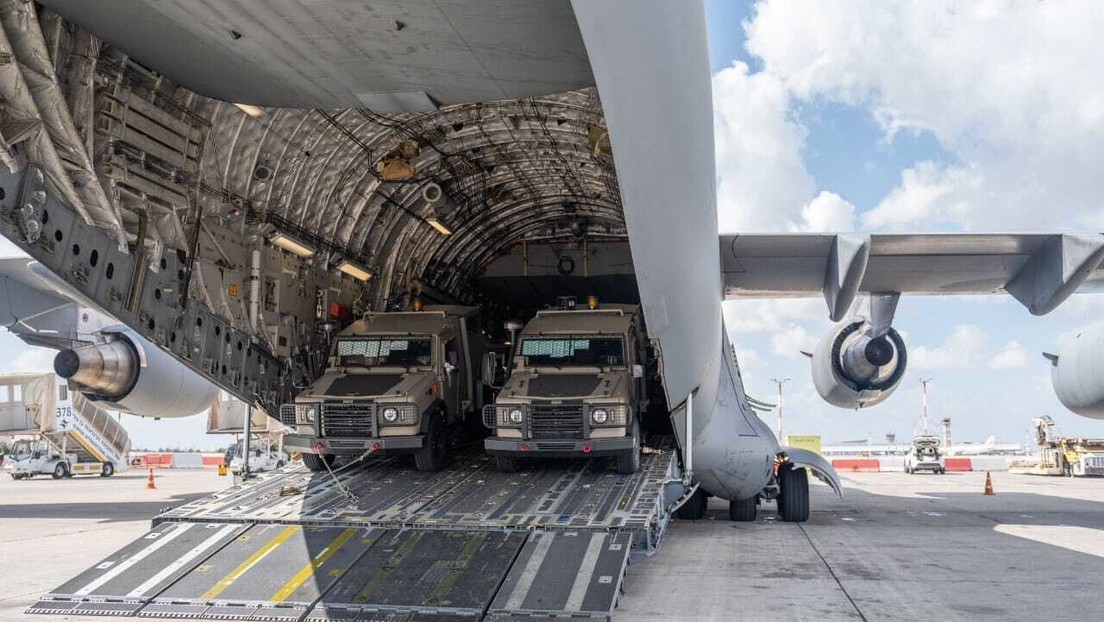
[30,444,680,621]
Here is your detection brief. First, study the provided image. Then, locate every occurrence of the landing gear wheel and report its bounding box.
[676,488,707,520]
[10,473,22,480]
[101,462,115,477]
[616,420,642,475]
[494,454,520,473]
[302,453,335,472]
[778,465,810,523]
[414,411,450,472]
[729,495,758,522]
[52,462,69,480]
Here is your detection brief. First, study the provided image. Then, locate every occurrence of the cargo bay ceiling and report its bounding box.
[15,0,628,329]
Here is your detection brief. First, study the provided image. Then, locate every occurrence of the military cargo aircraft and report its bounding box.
[1,0,1103,529]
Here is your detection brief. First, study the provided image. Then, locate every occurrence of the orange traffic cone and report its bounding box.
[146,467,156,490]
[983,470,994,496]
[217,464,227,477]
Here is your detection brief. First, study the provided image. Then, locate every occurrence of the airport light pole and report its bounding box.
[771,377,790,443]
[919,378,932,436]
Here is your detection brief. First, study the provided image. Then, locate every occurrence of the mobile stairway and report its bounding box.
[0,372,130,476]
[29,440,688,621]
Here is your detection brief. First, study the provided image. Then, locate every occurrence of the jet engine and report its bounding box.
[53,328,218,419]
[811,319,907,409]
[1047,323,1104,419]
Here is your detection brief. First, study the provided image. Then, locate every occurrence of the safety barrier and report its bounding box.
[829,456,1012,472]
[201,455,225,467]
[171,453,204,469]
[944,457,973,472]
[831,459,881,472]
[138,453,173,468]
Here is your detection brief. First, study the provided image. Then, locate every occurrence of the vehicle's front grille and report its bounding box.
[321,402,376,437]
[528,403,584,440]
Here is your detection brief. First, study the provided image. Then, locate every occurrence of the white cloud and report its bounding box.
[862,161,980,231]
[802,191,856,232]
[713,61,815,232]
[724,299,828,334]
[770,324,816,359]
[988,340,1029,371]
[746,0,1104,231]
[910,324,989,370]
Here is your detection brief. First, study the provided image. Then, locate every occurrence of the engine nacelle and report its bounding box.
[1048,324,1104,419]
[811,319,907,409]
[53,327,218,419]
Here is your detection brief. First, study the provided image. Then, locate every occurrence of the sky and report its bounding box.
[3,0,1104,449]
[707,0,1104,445]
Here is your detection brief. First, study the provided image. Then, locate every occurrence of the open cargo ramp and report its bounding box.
[29,444,682,621]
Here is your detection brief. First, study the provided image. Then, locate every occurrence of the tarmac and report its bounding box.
[0,469,1102,621]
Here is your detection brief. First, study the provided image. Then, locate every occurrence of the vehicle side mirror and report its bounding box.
[632,364,644,379]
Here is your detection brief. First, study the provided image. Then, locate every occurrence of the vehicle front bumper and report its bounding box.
[484,436,635,458]
[285,434,424,456]
[911,461,944,471]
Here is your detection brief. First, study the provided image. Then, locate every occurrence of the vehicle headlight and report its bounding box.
[589,404,628,426]
[303,404,317,423]
[378,404,416,426]
[495,405,526,427]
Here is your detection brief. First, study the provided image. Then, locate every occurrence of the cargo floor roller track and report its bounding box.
[30,442,682,621]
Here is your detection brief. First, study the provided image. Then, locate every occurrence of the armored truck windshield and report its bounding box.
[519,336,625,367]
[335,337,433,367]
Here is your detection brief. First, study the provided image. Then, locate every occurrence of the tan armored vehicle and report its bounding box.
[484,303,647,474]
[282,306,488,472]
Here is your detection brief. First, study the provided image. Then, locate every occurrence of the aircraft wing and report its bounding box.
[721,233,1104,320]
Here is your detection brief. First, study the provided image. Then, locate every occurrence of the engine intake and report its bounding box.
[811,320,907,409]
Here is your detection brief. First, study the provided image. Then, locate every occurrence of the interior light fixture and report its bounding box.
[234,103,265,118]
[337,260,372,282]
[268,232,316,258]
[426,217,452,236]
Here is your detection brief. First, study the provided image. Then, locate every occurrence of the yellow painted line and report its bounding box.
[68,430,107,463]
[200,526,300,601]
[269,528,359,602]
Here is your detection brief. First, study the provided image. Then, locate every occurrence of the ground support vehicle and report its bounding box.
[30,441,693,621]
[227,440,289,474]
[0,373,130,479]
[280,306,491,472]
[904,435,946,474]
[484,303,649,474]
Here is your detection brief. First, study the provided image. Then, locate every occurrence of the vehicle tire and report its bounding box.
[778,466,810,523]
[10,473,21,480]
[494,454,520,473]
[101,462,115,477]
[414,411,449,472]
[302,453,335,472]
[52,462,69,480]
[676,488,707,520]
[729,495,758,522]
[276,460,286,470]
[616,420,642,475]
